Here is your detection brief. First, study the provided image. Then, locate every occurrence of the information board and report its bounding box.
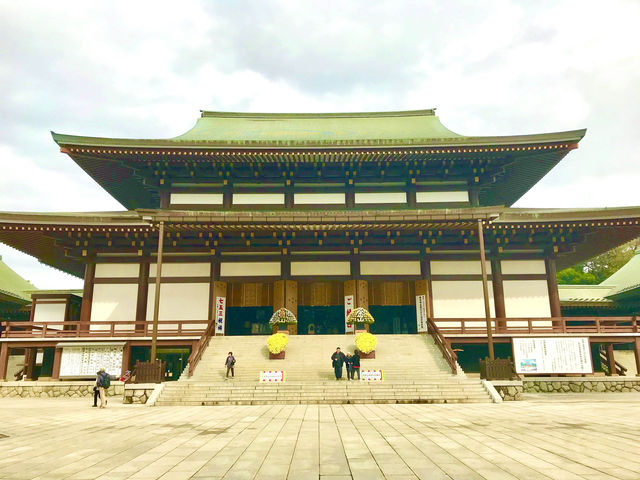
[215,296,226,335]
[415,294,428,333]
[360,369,384,381]
[260,370,285,382]
[512,337,593,374]
[344,295,355,333]
[59,344,124,377]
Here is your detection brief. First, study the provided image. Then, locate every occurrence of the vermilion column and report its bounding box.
[79,261,96,334]
[51,348,63,380]
[545,257,562,329]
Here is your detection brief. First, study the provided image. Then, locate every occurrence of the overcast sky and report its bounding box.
[1,0,639,289]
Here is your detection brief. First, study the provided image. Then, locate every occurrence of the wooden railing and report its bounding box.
[186,320,218,377]
[0,320,207,338]
[426,317,458,374]
[598,346,628,376]
[433,316,639,336]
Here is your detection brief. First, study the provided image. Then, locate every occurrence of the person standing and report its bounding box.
[225,351,236,379]
[331,347,345,380]
[345,353,353,381]
[96,368,109,408]
[351,350,361,380]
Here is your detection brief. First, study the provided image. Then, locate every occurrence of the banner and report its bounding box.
[344,295,355,333]
[361,369,384,381]
[416,294,428,333]
[513,337,593,374]
[260,370,285,382]
[215,296,226,335]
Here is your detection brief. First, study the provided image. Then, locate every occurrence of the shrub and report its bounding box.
[355,332,377,354]
[269,307,297,325]
[346,307,375,325]
[267,333,289,354]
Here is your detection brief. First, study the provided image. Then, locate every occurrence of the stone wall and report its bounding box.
[123,384,157,404]
[491,381,524,401]
[0,381,125,398]
[523,377,640,393]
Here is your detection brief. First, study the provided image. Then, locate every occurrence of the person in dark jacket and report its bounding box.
[96,368,109,408]
[331,347,346,380]
[351,350,361,380]
[345,353,354,381]
[225,352,236,379]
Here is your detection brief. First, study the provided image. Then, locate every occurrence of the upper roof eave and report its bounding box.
[0,211,148,226]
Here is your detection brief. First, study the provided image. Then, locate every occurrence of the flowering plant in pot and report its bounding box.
[355,331,377,359]
[346,307,374,332]
[269,307,297,333]
[267,332,289,359]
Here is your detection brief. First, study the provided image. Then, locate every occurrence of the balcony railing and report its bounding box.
[0,320,207,338]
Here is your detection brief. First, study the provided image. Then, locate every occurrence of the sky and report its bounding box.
[1,0,639,289]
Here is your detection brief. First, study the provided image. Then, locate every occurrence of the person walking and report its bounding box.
[345,353,353,381]
[96,368,110,408]
[225,351,236,379]
[331,347,345,380]
[351,350,361,380]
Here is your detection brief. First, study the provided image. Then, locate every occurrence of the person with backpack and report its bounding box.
[96,368,110,408]
[351,350,361,380]
[225,352,236,379]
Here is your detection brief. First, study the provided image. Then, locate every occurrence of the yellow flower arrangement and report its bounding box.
[267,332,289,354]
[355,332,377,354]
[346,307,375,324]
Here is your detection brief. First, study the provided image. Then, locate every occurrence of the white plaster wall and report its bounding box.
[430,260,491,275]
[416,191,469,203]
[220,262,281,277]
[355,192,406,204]
[170,193,223,205]
[503,280,551,318]
[501,260,546,275]
[147,283,209,330]
[431,280,495,318]
[291,261,351,276]
[233,193,284,205]
[95,263,139,278]
[294,193,345,205]
[149,262,210,277]
[90,284,138,331]
[360,261,421,275]
[33,303,66,323]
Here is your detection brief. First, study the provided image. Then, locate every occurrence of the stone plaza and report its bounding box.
[1,394,639,480]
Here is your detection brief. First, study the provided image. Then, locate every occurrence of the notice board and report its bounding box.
[512,337,593,374]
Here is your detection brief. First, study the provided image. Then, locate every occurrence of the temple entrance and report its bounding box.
[369,305,417,334]
[226,306,273,335]
[298,306,345,335]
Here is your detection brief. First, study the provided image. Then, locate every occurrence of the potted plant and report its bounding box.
[355,331,377,359]
[267,332,289,359]
[346,307,375,332]
[269,307,297,334]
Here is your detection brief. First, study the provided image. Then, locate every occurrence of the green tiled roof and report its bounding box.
[0,256,36,303]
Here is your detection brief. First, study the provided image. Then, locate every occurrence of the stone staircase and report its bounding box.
[155,335,491,405]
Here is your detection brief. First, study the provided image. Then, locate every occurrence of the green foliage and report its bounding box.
[557,238,639,285]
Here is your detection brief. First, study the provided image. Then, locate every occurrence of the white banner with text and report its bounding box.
[513,337,593,374]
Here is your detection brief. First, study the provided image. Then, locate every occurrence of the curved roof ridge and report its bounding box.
[199,109,437,119]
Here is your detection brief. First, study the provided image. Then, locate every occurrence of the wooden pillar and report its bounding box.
[223,181,232,208]
[284,180,294,209]
[24,348,37,380]
[407,179,417,207]
[0,342,9,381]
[491,258,506,331]
[135,261,150,332]
[469,186,480,207]
[150,221,165,362]
[634,338,640,377]
[51,347,63,380]
[213,281,227,335]
[477,219,494,360]
[420,258,434,319]
[79,261,96,333]
[121,342,131,376]
[545,257,562,327]
[606,343,617,376]
[159,190,170,209]
[346,179,355,208]
[273,280,297,334]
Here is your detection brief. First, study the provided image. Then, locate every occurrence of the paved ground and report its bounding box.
[1,394,640,480]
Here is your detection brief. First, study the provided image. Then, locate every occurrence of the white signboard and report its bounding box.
[513,337,593,374]
[215,296,226,335]
[361,369,384,381]
[260,370,285,382]
[344,295,355,333]
[59,344,124,377]
[416,294,428,333]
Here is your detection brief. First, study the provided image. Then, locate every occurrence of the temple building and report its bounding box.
[1,109,639,382]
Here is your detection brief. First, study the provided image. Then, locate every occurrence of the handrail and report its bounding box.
[598,346,628,376]
[426,317,457,374]
[187,320,218,377]
[0,320,207,338]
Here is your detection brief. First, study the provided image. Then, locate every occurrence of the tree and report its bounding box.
[557,237,640,285]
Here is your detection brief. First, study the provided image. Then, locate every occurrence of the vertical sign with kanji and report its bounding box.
[416,294,428,333]
[344,295,355,333]
[215,296,226,335]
